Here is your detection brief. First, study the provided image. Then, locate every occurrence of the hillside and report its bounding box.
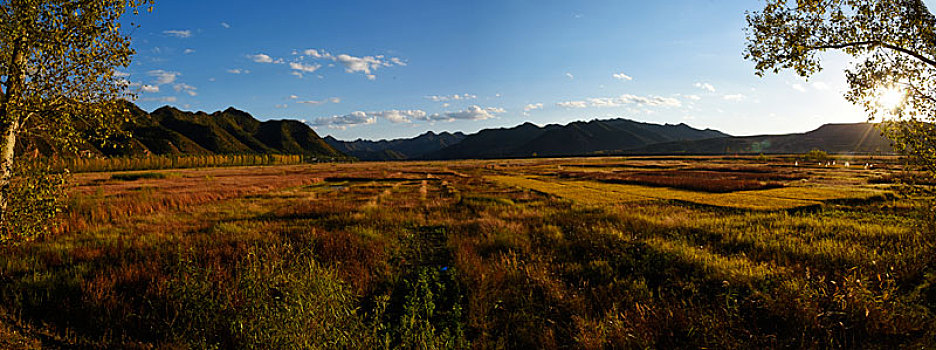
[625,123,893,155]
[325,131,465,161]
[97,102,345,159]
[423,118,729,159]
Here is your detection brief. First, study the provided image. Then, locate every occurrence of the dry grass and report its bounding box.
[0,156,931,348]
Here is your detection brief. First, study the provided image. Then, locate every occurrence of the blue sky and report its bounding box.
[120,0,934,140]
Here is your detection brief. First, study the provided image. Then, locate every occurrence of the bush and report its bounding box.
[163,244,369,348]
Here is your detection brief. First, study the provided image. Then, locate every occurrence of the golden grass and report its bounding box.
[488,174,888,210]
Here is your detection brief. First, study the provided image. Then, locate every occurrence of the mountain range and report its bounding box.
[80,102,345,159]
[52,102,894,161]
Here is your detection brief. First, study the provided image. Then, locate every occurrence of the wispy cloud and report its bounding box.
[227,68,250,74]
[173,83,198,96]
[694,82,716,92]
[523,103,544,112]
[422,106,504,122]
[255,48,405,80]
[612,73,633,81]
[147,70,180,85]
[426,94,477,102]
[141,85,159,93]
[565,72,575,80]
[369,110,427,124]
[220,22,231,29]
[183,48,196,54]
[558,94,681,109]
[313,111,377,129]
[289,62,321,74]
[723,94,746,101]
[140,96,178,103]
[163,29,192,38]
[248,53,282,64]
[296,97,341,106]
[557,101,588,108]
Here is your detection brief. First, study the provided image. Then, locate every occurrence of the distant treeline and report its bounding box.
[48,154,328,173]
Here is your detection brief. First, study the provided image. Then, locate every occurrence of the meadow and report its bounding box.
[0,155,934,349]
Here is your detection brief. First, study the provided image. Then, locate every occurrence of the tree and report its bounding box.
[0,0,151,242]
[745,0,936,172]
[745,0,936,220]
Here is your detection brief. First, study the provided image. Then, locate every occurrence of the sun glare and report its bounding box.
[878,86,905,111]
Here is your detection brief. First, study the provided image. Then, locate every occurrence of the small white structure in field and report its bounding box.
[844,161,850,167]
[794,161,799,167]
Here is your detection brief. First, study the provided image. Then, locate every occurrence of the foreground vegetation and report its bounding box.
[0,156,933,348]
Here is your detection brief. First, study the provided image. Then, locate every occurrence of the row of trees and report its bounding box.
[52,154,307,173]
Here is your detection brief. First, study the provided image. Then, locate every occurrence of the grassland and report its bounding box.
[0,155,933,348]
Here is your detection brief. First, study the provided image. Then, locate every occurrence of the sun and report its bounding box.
[877,86,905,111]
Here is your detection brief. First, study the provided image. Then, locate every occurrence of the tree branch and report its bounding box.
[810,40,936,67]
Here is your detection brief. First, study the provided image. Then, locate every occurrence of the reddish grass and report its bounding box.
[557,169,802,193]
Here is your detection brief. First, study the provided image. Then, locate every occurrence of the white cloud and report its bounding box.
[612,73,633,81]
[303,49,332,59]
[723,94,746,101]
[694,82,716,92]
[335,54,389,74]
[792,84,807,92]
[289,95,298,99]
[173,83,198,96]
[148,70,179,85]
[289,62,321,73]
[221,22,231,29]
[558,94,681,109]
[313,111,377,129]
[140,96,178,103]
[811,81,830,90]
[249,53,278,64]
[425,105,503,122]
[565,72,575,80]
[183,48,195,54]
[684,94,702,101]
[297,100,325,105]
[163,30,192,38]
[369,110,427,124]
[523,103,544,112]
[141,85,159,93]
[426,93,478,102]
[227,68,249,74]
[329,97,341,103]
[557,101,588,108]
[275,104,288,109]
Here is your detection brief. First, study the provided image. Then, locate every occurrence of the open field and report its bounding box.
[0,155,934,348]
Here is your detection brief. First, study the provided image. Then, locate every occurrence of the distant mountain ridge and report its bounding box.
[625,123,893,155]
[41,102,894,161]
[325,131,466,161]
[330,118,894,161]
[424,118,729,159]
[97,102,344,159]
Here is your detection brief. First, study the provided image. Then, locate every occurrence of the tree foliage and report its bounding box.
[0,0,151,243]
[745,0,936,180]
